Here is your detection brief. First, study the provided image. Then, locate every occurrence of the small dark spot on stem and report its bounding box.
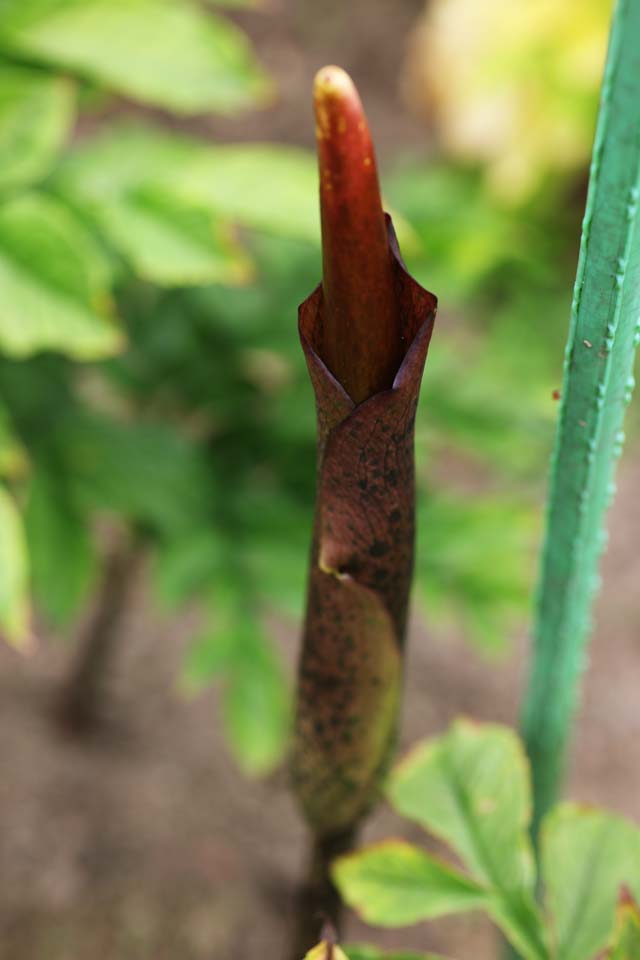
[369,540,389,558]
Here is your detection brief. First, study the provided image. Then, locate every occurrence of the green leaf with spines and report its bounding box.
[521,0,640,832]
[0,63,74,192]
[0,0,270,114]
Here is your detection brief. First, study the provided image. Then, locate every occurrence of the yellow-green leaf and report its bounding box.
[332,839,489,927]
[90,186,252,287]
[0,0,270,114]
[304,943,349,960]
[58,127,320,245]
[25,462,97,627]
[56,127,252,286]
[390,720,535,893]
[388,721,545,960]
[606,893,640,960]
[0,484,29,648]
[221,619,290,776]
[0,193,122,359]
[0,405,28,480]
[542,804,640,960]
[175,144,320,242]
[183,600,290,777]
[0,63,74,192]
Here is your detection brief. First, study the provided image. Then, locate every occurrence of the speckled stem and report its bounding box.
[292,216,436,836]
[521,0,640,842]
[291,80,436,957]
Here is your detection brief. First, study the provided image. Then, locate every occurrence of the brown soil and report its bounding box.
[2,2,640,959]
[1,454,639,960]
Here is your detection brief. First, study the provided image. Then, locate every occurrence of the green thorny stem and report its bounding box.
[522,0,640,844]
[290,66,436,950]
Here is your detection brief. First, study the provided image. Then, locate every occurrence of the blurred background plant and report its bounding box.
[0,0,623,777]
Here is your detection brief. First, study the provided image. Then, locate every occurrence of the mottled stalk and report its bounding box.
[521,0,640,843]
[292,67,437,849]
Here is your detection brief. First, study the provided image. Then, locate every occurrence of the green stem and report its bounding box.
[521,0,640,843]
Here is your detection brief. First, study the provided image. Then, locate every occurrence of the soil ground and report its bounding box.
[2,2,639,959]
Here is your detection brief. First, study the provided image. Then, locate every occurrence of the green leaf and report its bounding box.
[56,127,252,286]
[390,721,534,891]
[521,0,640,831]
[56,125,196,195]
[388,721,546,959]
[25,461,97,626]
[0,0,269,113]
[0,484,29,647]
[153,531,224,610]
[332,840,488,928]
[90,185,252,287]
[541,804,640,960]
[175,144,320,242]
[64,414,211,537]
[0,63,74,192]
[0,0,270,114]
[606,893,640,960]
[181,591,241,687]
[415,492,536,653]
[58,127,320,244]
[0,404,28,479]
[0,193,122,359]
[184,606,290,775]
[222,627,289,776]
[386,164,524,304]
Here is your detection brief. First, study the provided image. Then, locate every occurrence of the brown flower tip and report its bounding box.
[313,66,403,405]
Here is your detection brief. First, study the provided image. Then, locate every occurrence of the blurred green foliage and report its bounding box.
[0,0,611,772]
[407,0,610,202]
